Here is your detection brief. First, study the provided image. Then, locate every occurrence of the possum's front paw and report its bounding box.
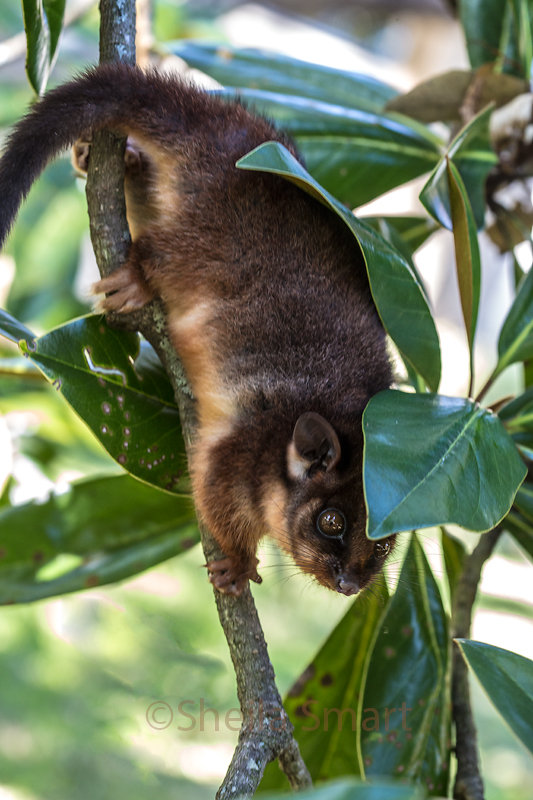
[93,263,154,314]
[205,555,262,596]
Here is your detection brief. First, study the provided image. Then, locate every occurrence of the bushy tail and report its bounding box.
[0,63,255,248]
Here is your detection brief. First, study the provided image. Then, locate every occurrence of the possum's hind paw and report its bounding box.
[205,556,262,596]
[72,136,92,175]
[92,264,154,314]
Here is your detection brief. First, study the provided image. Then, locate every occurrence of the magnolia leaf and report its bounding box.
[260,579,388,790]
[363,391,526,538]
[359,535,450,793]
[237,141,441,391]
[22,0,66,95]
[386,69,527,123]
[171,40,398,113]
[0,474,198,604]
[457,639,533,755]
[420,104,497,230]
[220,88,441,209]
[441,528,467,601]
[17,314,189,495]
[497,267,533,375]
[447,158,481,384]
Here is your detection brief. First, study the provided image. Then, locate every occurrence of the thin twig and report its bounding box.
[451,527,502,800]
[86,1,311,796]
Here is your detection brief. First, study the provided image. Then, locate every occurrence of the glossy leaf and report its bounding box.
[504,509,533,562]
[361,216,440,258]
[457,639,533,755]
[499,385,533,426]
[171,40,398,112]
[359,535,450,795]
[22,0,66,95]
[420,105,497,230]
[237,142,441,391]
[497,266,533,375]
[513,0,533,80]
[385,69,527,123]
[18,315,190,495]
[447,158,481,385]
[259,777,424,800]
[260,579,389,791]
[441,528,467,602]
[221,88,440,209]
[513,483,533,522]
[0,474,198,604]
[363,391,526,538]
[0,307,36,346]
[510,429,533,461]
[460,0,508,69]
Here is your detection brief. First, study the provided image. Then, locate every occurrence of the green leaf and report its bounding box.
[19,314,190,495]
[362,216,440,258]
[385,69,528,123]
[513,483,533,522]
[498,385,533,426]
[221,88,441,209]
[504,509,533,562]
[447,158,481,386]
[441,528,467,601]
[497,267,533,376]
[517,0,533,80]
[0,307,36,346]
[22,0,66,95]
[460,0,508,69]
[260,579,388,791]
[0,474,198,604]
[171,40,398,113]
[457,639,533,755]
[359,536,450,794]
[259,777,424,800]
[237,141,441,391]
[363,390,526,538]
[420,105,497,230]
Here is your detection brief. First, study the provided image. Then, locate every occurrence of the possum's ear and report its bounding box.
[287,412,341,479]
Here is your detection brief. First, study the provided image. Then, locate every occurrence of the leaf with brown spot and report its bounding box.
[259,577,388,791]
[386,70,527,123]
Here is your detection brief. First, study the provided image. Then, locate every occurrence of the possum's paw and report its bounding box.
[92,264,154,314]
[72,137,92,174]
[72,135,142,176]
[205,556,262,596]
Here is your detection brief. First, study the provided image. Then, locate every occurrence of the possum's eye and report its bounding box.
[317,508,346,537]
[374,540,391,557]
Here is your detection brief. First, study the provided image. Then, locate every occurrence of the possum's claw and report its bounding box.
[205,556,262,596]
[92,263,154,314]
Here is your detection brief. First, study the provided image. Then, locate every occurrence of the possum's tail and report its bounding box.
[0,63,278,248]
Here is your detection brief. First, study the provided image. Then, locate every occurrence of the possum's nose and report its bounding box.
[336,575,360,596]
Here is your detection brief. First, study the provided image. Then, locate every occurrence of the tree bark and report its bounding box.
[85,1,312,796]
[451,527,502,800]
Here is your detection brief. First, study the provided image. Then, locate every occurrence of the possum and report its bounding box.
[0,63,395,596]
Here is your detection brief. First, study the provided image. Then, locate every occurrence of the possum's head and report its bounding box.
[267,412,395,595]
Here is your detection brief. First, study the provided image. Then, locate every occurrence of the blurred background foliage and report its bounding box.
[1,1,533,799]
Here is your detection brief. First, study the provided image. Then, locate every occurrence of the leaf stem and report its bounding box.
[451,526,502,800]
[474,367,500,405]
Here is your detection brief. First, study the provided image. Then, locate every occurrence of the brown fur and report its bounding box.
[0,64,395,596]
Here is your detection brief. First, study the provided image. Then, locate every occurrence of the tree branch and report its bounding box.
[86,1,311,796]
[451,527,502,800]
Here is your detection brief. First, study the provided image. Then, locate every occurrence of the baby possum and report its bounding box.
[0,64,395,597]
